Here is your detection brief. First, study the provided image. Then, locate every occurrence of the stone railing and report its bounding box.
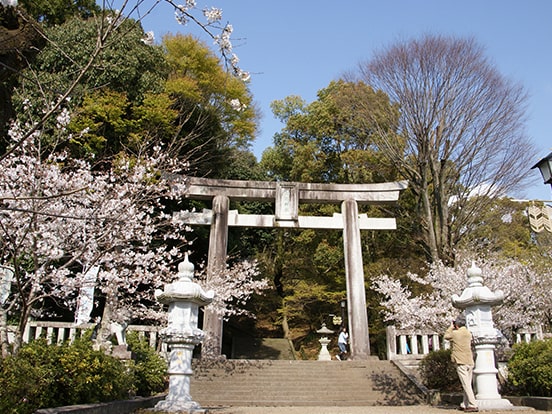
[386,325,448,360]
[8,321,546,358]
[515,326,544,343]
[386,325,547,361]
[8,321,165,351]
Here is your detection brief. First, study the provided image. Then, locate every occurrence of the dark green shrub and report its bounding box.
[126,331,168,396]
[54,336,133,404]
[0,337,133,414]
[0,332,168,414]
[418,348,461,392]
[0,341,59,414]
[507,338,552,397]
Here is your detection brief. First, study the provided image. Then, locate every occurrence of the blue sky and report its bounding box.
[134,0,552,201]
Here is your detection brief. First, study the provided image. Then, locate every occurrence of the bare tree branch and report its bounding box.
[354,34,537,263]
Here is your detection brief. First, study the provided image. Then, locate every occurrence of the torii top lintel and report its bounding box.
[185,177,408,204]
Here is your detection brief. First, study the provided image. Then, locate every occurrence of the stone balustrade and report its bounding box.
[7,321,164,351]
[386,325,447,360]
[386,325,545,361]
[6,321,545,358]
[515,326,544,343]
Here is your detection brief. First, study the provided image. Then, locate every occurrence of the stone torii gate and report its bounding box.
[178,177,408,360]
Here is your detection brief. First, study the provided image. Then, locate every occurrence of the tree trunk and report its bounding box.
[421,183,440,262]
[0,6,45,146]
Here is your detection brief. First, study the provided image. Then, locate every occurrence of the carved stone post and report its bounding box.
[202,195,229,357]
[342,198,370,359]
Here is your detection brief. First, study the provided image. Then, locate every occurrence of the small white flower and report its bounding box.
[223,24,233,36]
[56,108,71,129]
[203,7,222,23]
[175,5,189,24]
[141,31,155,46]
[237,70,251,82]
[175,12,188,25]
[215,36,232,54]
[229,99,244,111]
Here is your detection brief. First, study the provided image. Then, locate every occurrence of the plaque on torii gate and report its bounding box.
[177,176,408,360]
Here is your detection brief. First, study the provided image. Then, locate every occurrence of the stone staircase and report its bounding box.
[231,337,296,360]
[190,359,425,407]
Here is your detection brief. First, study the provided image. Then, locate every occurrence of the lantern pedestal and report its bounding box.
[318,337,332,361]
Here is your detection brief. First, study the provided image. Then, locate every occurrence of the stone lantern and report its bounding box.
[316,323,334,361]
[154,254,215,413]
[451,262,513,410]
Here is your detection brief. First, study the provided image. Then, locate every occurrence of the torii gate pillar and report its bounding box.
[342,198,370,358]
[202,195,229,356]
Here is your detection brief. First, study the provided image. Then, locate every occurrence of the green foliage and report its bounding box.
[256,80,419,342]
[13,15,168,154]
[162,33,258,176]
[0,340,58,414]
[19,0,100,26]
[0,338,133,414]
[418,349,460,391]
[457,198,536,257]
[67,88,180,159]
[10,12,259,176]
[126,331,168,396]
[507,339,552,397]
[262,80,400,184]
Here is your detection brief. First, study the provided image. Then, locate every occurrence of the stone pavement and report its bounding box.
[209,405,535,414]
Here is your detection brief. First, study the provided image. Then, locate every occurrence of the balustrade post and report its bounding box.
[386,326,397,360]
[399,335,407,354]
[410,335,418,354]
[421,335,429,354]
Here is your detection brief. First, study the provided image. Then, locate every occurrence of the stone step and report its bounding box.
[232,337,296,359]
[190,359,425,407]
[192,399,384,407]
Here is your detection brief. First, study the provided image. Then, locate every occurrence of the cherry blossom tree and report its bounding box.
[0,0,265,358]
[196,259,270,319]
[371,253,552,340]
[0,118,193,355]
[0,122,270,355]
